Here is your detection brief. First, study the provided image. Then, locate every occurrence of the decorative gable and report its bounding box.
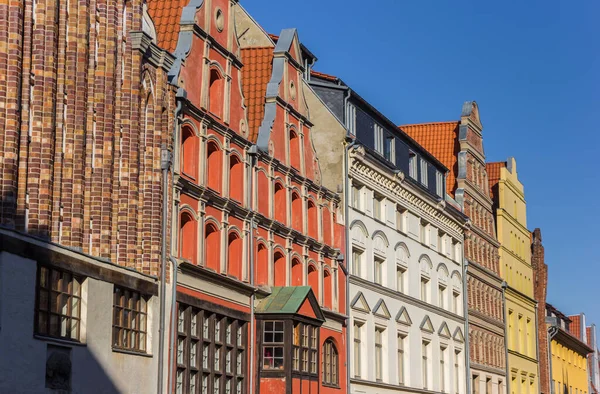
[438,322,451,339]
[396,306,412,326]
[350,292,370,313]
[373,299,391,319]
[420,315,434,333]
[453,327,465,343]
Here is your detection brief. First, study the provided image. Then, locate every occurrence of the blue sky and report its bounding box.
[244,1,600,325]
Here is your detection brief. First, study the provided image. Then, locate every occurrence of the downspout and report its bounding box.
[247,144,258,394]
[342,86,355,394]
[167,256,179,394]
[164,96,183,394]
[464,259,472,394]
[534,302,541,394]
[503,281,510,394]
[548,322,559,394]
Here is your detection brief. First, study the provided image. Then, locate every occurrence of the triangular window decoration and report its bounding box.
[350,292,371,313]
[453,327,465,343]
[438,322,451,338]
[373,299,391,319]
[395,306,412,326]
[420,315,434,333]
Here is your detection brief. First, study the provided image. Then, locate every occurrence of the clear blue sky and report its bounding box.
[244,0,600,325]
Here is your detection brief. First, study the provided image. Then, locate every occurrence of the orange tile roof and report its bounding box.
[400,122,460,196]
[587,326,592,346]
[569,315,582,339]
[487,161,506,203]
[241,47,274,143]
[310,70,339,82]
[147,0,190,53]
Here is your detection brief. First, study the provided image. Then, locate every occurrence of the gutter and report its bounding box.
[534,301,541,394]
[247,144,258,394]
[502,281,510,394]
[464,259,472,394]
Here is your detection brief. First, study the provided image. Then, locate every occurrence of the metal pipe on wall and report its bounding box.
[463,260,472,394]
[247,144,258,394]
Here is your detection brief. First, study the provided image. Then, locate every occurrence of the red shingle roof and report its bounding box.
[310,70,338,82]
[400,122,460,196]
[587,326,592,346]
[569,315,582,339]
[241,47,274,143]
[487,161,506,203]
[147,0,190,53]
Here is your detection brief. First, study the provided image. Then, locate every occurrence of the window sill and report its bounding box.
[112,347,153,358]
[322,383,340,389]
[34,334,86,347]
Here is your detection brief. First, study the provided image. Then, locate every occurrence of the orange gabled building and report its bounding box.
[148,1,347,393]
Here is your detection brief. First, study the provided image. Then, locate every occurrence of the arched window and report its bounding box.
[308,264,318,300]
[273,182,286,224]
[322,207,332,245]
[206,141,222,193]
[179,212,196,264]
[205,222,220,271]
[323,269,332,309]
[181,127,197,179]
[291,192,303,232]
[208,69,224,117]
[256,243,268,286]
[322,339,338,386]
[307,200,318,239]
[273,251,286,287]
[289,128,301,170]
[291,258,303,286]
[257,171,269,215]
[227,232,243,280]
[229,154,243,202]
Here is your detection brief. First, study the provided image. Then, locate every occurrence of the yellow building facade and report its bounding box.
[547,305,593,394]
[489,158,539,394]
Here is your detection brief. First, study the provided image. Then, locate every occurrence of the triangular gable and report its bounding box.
[297,297,317,320]
[273,28,302,65]
[420,316,434,333]
[395,306,412,326]
[255,286,325,322]
[350,292,370,313]
[453,327,465,343]
[372,299,391,319]
[438,322,451,338]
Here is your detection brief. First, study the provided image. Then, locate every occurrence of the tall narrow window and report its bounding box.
[440,346,447,393]
[322,339,338,386]
[375,327,384,381]
[439,285,446,309]
[346,103,356,135]
[205,223,220,272]
[273,182,286,223]
[422,341,430,389]
[308,265,319,300]
[291,192,303,232]
[453,291,461,314]
[273,252,286,287]
[181,127,198,179]
[421,277,429,303]
[112,286,148,352]
[289,129,301,170]
[397,266,406,293]
[420,220,429,244]
[179,212,197,264]
[397,333,406,385]
[352,184,362,210]
[353,322,362,378]
[307,200,318,239]
[409,152,417,179]
[229,155,243,203]
[227,232,243,280]
[455,351,461,394]
[256,244,268,286]
[352,249,363,277]
[436,170,444,197]
[396,206,407,232]
[374,257,384,285]
[373,193,384,221]
[209,69,224,117]
[385,135,395,163]
[206,142,222,193]
[420,158,429,187]
[323,270,332,309]
[374,124,384,155]
[291,259,303,286]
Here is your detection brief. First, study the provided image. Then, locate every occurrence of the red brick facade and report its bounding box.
[0,0,175,277]
[532,228,550,394]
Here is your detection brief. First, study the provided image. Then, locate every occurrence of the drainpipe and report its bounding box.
[547,318,559,394]
[464,259,472,394]
[167,256,179,394]
[503,281,510,394]
[247,144,258,394]
[534,302,541,394]
[342,87,355,394]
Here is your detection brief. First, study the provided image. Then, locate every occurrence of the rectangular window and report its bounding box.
[374,257,384,285]
[385,135,395,164]
[292,322,317,375]
[420,220,429,244]
[421,277,429,303]
[352,249,363,277]
[409,152,417,179]
[373,193,384,221]
[440,346,446,393]
[438,231,445,254]
[455,351,461,394]
[453,291,461,314]
[112,286,148,352]
[398,333,406,385]
[436,170,444,197]
[439,285,446,309]
[396,206,407,233]
[374,124,384,155]
[397,266,406,294]
[352,184,362,210]
[422,340,430,389]
[346,103,356,135]
[35,266,82,341]
[353,322,362,378]
[375,327,384,381]
[420,159,428,187]
[263,321,284,370]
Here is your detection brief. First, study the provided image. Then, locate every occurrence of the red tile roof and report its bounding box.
[487,161,506,203]
[148,0,190,53]
[569,315,582,339]
[587,326,592,346]
[241,47,274,143]
[310,70,339,82]
[400,122,460,196]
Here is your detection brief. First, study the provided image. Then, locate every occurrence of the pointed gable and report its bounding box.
[350,292,371,313]
[396,306,412,326]
[438,322,451,338]
[255,286,325,322]
[373,299,391,319]
[420,315,434,333]
[453,327,465,343]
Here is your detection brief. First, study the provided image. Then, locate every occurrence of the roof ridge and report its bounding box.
[400,120,460,127]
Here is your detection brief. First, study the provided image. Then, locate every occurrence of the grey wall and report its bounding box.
[0,251,160,394]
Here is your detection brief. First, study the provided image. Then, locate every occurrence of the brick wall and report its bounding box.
[0,0,175,277]
[532,228,549,394]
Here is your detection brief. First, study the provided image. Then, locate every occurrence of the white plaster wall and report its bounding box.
[0,251,161,394]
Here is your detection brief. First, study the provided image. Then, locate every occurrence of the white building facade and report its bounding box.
[347,145,468,394]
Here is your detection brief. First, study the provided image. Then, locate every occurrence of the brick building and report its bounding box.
[402,103,507,394]
[0,0,175,392]
[532,228,551,394]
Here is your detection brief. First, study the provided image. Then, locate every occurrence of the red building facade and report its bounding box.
[148,1,347,393]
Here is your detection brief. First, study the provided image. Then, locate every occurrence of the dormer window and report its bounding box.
[346,103,356,135]
[385,135,395,164]
[420,158,428,187]
[409,152,417,179]
[374,124,384,155]
[436,170,444,197]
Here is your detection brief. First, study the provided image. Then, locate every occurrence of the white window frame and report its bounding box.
[409,152,417,179]
[346,103,356,136]
[436,170,444,197]
[385,135,395,164]
[352,248,363,278]
[374,124,384,155]
[420,158,428,187]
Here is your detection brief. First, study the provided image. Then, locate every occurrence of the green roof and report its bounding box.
[256,287,312,314]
